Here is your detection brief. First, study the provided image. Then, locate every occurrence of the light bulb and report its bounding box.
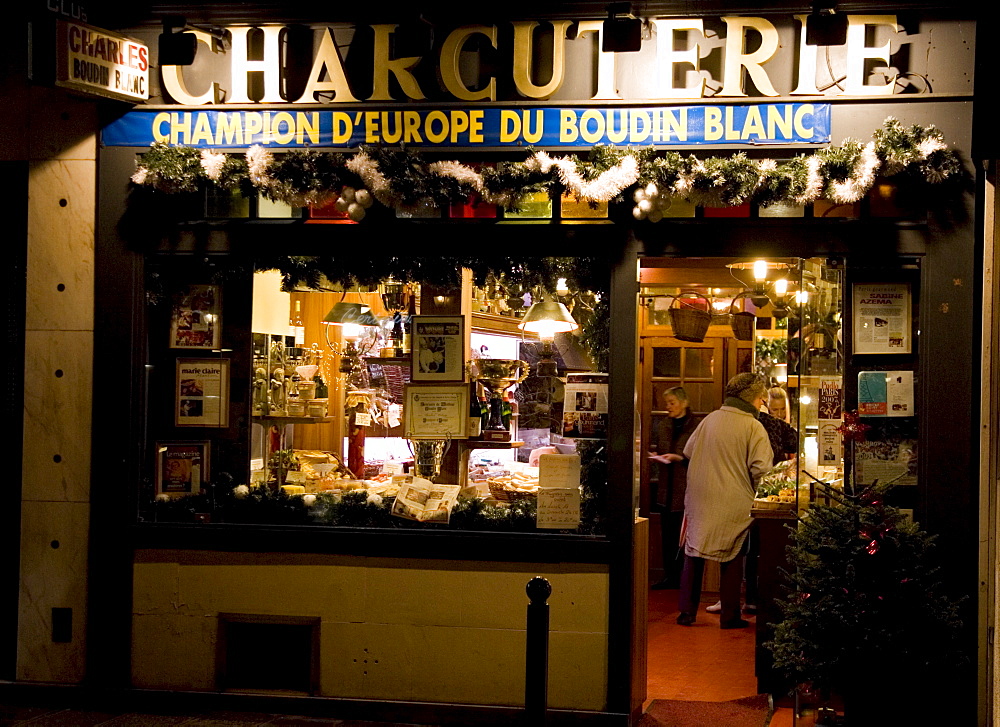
[341,323,362,341]
[556,278,569,294]
[753,260,768,282]
[774,278,788,297]
[796,290,809,305]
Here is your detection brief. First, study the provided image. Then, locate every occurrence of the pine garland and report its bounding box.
[129,117,964,220]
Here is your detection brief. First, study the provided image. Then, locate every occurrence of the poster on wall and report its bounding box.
[175,358,230,427]
[169,285,221,349]
[562,373,608,439]
[403,384,469,439]
[858,371,914,417]
[852,283,911,354]
[411,316,465,382]
[854,437,918,486]
[155,442,209,496]
[818,377,843,464]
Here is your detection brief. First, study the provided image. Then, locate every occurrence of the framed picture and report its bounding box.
[411,315,466,382]
[852,283,911,354]
[155,441,210,497]
[170,284,221,349]
[403,384,469,439]
[176,358,230,427]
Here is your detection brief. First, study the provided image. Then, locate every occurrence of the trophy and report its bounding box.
[475,359,529,442]
[408,439,451,481]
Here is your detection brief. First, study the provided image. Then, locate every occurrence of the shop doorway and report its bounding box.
[638,256,845,711]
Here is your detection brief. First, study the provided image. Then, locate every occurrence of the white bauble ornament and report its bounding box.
[355,189,373,208]
[648,209,663,223]
[348,202,366,221]
[334,197,350,213]
[633,188,647,203]
[632,206,647,220]
[657,195,672,210]
[340,186,356,203]
[645,182,659,199]
[638,199,653,213]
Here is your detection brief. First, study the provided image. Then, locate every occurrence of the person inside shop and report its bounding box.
[676,373,773,628]
[706,384,799,614]
[647,386,700,590]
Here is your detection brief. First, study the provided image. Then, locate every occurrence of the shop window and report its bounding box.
[141,257,610,536]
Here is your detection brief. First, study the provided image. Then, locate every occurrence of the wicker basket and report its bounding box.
[488,479,538,502]
[730,311,757,341]
[667,292,711,342]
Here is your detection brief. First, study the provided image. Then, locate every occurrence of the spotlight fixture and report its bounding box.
[158,15,198,66]
[805,0,848,47]
[602,2,642,53]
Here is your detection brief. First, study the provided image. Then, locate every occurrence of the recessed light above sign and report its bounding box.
[56,20,148,103]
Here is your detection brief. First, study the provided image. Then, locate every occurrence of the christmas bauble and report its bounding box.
[355,189,373,208]
[348,202,366,221]
[340,186,356,203]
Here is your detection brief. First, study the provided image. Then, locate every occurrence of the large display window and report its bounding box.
[139,253,611,535]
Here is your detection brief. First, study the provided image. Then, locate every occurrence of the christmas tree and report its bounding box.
[766,479,964,723]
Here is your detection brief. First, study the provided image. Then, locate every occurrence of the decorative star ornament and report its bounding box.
[837,410,871,443]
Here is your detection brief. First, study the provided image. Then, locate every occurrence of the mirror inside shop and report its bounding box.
[243,269,605,531]
[639,257,851,516]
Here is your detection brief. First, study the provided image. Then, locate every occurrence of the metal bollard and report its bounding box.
[524,576,552,726]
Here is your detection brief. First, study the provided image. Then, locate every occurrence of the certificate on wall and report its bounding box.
[411,316,465,382]
[155,441,209,496]
[404,384,469,439]
[169,285,221,349]
[852,283,911,354]
[175,358,230,427]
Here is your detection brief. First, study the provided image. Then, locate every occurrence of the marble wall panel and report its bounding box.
[16,500,89,683]
[548,630,609,710]
[26,158,95,333]
[131,613,217,690]
[133,559,611,709]
[177,565,366,620]
[27,87,98,162]
[21,330,93,503]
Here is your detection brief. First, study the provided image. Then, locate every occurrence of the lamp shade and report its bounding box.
[519,300,579,338]
[323,302,379,326]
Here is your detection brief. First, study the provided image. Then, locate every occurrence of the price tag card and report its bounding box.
[537,488,581,529]
[539,454,581,489]
[354,411,373,426]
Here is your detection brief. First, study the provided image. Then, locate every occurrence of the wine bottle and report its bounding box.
[290,299,305,346]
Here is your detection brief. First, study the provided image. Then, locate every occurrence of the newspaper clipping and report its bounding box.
[852,283,911,354]
[390,476,462,523]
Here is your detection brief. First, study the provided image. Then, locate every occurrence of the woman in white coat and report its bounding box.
[676,373,773,628]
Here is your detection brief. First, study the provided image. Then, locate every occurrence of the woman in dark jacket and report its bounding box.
[648,386,700,589]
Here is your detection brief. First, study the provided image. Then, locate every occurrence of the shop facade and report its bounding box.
[5,2,994,725]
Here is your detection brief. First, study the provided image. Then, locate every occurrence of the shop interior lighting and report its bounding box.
[322,302,379,327]
[727,260,793,310]
[520,300,579,377]
[805,0,848,46]
[602,2,643,53]
[771,278,790,319]
[158,16,198,66]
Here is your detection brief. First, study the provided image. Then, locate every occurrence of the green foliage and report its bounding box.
[264,148,359,203]
[134,142,204,193]
[579,297,611,373]
[131,119,966,214]
[766,482,964,694]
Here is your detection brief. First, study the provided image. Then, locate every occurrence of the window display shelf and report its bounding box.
[253,415,333,425]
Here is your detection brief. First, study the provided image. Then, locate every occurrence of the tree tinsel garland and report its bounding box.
[263,148,361,206]
[130,118,965,217]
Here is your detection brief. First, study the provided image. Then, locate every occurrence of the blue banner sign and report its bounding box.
[102,103,831,149]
